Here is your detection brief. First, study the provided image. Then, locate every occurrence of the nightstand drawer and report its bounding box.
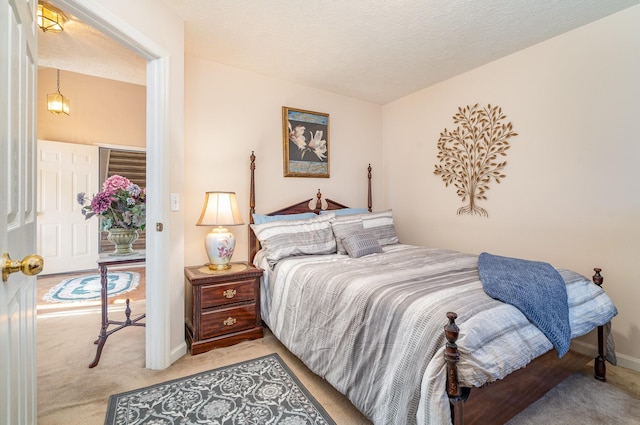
[200,303,257,339]
[201,279,256,309]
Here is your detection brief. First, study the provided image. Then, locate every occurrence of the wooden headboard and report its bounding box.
[248,151,372,264]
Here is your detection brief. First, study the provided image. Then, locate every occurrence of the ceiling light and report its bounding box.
[37,2,66,33]
[47,69,70,115]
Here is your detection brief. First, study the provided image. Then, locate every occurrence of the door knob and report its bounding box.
[2,253,44,282]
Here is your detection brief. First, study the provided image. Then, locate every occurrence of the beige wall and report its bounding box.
[38,68,146,148]
[383,6,640,366]
[183,59,383,267]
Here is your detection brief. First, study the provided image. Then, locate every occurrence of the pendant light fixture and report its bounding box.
[37,2,67,33]
[47,69,70,115]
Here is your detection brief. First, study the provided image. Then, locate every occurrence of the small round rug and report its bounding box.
[43,272,140,303]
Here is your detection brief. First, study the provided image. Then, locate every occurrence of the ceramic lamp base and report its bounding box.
[204,226,236,270]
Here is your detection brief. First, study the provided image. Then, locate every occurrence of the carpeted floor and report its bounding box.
[36,274,640,424]
[506,371,640,425]
[37,301,370,425]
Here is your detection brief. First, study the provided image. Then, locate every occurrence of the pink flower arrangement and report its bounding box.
[77,175,146,231]
[102,175,132,196]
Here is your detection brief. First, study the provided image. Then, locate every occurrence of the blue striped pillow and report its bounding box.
[319,208,369,216]
[252,212,317,224]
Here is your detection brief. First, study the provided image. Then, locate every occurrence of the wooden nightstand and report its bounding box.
[184,262,263,355]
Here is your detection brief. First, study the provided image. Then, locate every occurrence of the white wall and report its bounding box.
[383,5,640,367]
[184,58,383,266]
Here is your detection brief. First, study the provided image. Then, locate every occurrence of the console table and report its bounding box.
[89,251,146,368]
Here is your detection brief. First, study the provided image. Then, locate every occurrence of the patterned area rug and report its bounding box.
[42,272,140,303]
[105,353,335,425]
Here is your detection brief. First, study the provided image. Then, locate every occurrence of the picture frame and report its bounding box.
[282,106,330,178]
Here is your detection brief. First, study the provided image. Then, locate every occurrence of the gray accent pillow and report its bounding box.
[342,231,383,258]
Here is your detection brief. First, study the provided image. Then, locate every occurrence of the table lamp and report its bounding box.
[196,191,244,270]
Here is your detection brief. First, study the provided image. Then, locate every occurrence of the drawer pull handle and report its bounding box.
[223,289,236,299]
[224,317,237,326]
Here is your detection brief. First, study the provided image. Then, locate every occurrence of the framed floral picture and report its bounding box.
[282,106,329,178]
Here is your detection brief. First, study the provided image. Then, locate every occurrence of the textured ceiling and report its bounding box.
[39,0,639,104]
[38,16,147,85]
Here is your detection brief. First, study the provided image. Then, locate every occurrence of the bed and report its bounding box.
[246,152,617,425]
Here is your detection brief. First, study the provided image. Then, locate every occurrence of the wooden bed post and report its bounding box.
[248,151,257,265]
[445,312,469,425]
[250,151,256,221]
[367,164,372,212]
[592,268,607,382]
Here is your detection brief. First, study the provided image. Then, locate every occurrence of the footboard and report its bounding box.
[445,268,608,425]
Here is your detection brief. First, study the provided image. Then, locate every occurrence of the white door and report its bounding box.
[37,140,99,274]
[1,0,40,424]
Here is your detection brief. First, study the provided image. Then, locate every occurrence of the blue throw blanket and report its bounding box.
[478,252,571,357]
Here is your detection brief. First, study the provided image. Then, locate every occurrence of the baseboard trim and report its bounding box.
[171,341,187,364]
[571,340,640,372]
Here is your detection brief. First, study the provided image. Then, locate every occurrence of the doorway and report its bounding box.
[38,0,176,370]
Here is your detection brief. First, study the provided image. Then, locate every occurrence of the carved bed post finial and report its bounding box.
[592,268,603,287]
[444,312,468,425]
[367,164,372,212]
[444,311,471,425]
[592,267,607,381]
[315,189,322,210]
[445,312,461,398]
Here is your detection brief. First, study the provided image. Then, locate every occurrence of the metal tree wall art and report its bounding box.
[434,104,517,217]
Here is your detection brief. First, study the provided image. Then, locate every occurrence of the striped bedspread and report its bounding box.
[256,244,617,425]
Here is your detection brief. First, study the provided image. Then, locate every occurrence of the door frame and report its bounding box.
[52,0,172,369]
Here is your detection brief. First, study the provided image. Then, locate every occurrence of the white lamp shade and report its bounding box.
[197,192,244,270]
[196,192,244,226]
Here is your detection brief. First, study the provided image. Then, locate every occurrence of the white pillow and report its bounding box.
[361,209,399,246]
[333,209,399,248]
[331,215,364,254]
[251,213,336,263]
